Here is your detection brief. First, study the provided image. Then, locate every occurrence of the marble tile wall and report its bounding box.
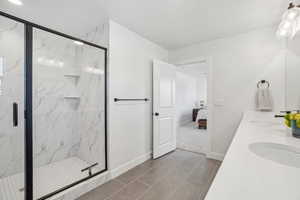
[33,29,82,169]
[76,21,107,171]
[0,14,108,182]
[0,19,25,178]
[76,43,106,171]
[32,27,107,172]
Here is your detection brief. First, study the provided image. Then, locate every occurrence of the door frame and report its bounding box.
[174,56,213,156]
[0,11,108,200]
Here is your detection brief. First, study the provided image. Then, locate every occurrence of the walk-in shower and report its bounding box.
[0,12,107,200]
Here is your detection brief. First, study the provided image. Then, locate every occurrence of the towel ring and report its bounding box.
[257,80,270,88]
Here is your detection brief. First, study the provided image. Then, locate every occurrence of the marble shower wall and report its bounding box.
[0,16,108,179]
[76,44,106,171]
[33,28,106,172]
[32,29,82,167]
[76,22,107,170]
[0,18,25,178]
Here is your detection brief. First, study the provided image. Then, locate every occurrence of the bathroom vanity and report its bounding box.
[205,111,300,200]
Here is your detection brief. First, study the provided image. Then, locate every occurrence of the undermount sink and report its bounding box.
[249,142,300,168]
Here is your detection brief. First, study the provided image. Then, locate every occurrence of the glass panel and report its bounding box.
[0,16,25,200]
[32,28,106,199]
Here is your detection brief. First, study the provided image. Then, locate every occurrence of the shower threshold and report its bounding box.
[0,157,99,200]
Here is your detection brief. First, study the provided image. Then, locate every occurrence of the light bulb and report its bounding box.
[283,7,300,21]
[277,29,288,37]
[282,21,292,29]
[58,62,64,68]
[8,0,23,6]
[287,10,298,20]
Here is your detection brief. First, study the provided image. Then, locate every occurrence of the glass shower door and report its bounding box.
[32,28,106,199]
[0,16,25,200]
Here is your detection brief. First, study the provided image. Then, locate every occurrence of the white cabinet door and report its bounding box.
[152,60,176,159]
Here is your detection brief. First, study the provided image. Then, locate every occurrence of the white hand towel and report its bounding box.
[255,88,273,111]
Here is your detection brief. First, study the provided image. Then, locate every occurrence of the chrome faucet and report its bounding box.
[274,111,291,118]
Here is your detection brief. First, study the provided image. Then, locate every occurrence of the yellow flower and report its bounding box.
[294,114,300,120]
[285,119,291,128]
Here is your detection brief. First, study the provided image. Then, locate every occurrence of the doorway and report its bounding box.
[175,59,211,155]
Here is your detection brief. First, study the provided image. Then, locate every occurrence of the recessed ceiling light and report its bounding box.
[74,41,84,46]
[8,0,23,6]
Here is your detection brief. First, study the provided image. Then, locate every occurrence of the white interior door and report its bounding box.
[153,60,176,159]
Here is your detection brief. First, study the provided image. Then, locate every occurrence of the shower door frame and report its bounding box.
[0,11,108,200]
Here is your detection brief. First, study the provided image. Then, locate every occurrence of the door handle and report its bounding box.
[154,112,159,116]
[13,102,18,127]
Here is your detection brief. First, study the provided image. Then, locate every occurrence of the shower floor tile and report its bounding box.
[0,157,95,200]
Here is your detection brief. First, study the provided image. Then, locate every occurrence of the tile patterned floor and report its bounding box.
[77,150,221,200]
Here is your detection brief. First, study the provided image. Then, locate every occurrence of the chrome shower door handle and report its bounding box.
[13,102,18,127]
[81,163,99,176]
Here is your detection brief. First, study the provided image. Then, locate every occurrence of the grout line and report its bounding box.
[104,171,154,200]
[197,160,221,200]
[103,160,160,200]
[113,178,126,185]
[106,155,177,200]
[97,150,216,200]
[116,165,155,186]
[102,181,129,200]
[136,153,202,200]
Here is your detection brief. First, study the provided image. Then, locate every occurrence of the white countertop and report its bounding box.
[205,111,300,200]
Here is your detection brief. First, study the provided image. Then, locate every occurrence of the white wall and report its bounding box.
[176,62,208,125]
[108,21,168,174]
[179,62,208,104]
[286,36,300,110]
[176,71,199,125]
[169,26,286,157]
[197,75,207,104]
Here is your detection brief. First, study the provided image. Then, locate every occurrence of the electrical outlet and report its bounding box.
[214,99,225,107]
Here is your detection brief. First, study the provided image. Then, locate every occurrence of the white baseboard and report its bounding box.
[52,172,111,200]
[51,153,152,200]
[109,152,152,179]
[176,147,207,156]
[206,152,224,161]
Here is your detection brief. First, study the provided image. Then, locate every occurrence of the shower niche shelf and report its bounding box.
[64,72,80,85]
[64,74,80,78]
[64,96,80,99]
[64,68,81,80]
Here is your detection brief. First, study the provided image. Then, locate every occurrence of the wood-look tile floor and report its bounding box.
[77,149,221,200]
